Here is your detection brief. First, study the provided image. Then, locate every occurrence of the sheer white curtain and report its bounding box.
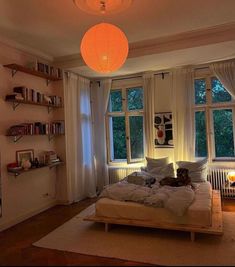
[210,60,235,98]
[143,72,155,158]
[63,72,96,203]
[172,68,194,162]
[91,79,112,193]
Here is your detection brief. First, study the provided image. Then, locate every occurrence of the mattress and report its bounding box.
[96,181,212,227]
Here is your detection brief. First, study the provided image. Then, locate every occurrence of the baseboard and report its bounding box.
[0,200,57,232]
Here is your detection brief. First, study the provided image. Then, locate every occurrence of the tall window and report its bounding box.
[106,86,144,163]
[194,76,235,161]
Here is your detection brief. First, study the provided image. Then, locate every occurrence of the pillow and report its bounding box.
[176,158,208,183]
[148,163,175,178]
[146,157,169,172]
[126,172,156,186]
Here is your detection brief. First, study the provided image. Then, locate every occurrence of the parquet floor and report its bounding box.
[0,197,234,266]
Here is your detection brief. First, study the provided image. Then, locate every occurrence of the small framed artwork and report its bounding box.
[154,112,174,148]
[16,149,34,165]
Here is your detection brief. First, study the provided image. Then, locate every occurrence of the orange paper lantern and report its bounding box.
[80,23,129,73]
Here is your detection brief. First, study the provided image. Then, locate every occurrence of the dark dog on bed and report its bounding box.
[160,168,193,187]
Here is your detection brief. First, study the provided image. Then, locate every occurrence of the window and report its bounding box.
[194,76,235,161]
[106,86,144,163]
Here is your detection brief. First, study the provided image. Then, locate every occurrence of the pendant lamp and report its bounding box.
[80,22,129,73]
[74,0,130,74]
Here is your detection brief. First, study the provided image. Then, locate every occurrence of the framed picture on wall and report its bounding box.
[154,112,174,148]
[16,149,34,166]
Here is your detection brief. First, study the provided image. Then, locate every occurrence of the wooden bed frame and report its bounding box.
[84,190,223,241]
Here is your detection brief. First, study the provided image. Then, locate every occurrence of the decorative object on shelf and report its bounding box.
[44,95,52,104]
[76,0,129,74]
[154,112,174,148]
[16,149,34,167]
[31,157,40,168]
[43,150,59,165]
[227,171,235,186]
[7,162,22,172]
[21,159,32,170]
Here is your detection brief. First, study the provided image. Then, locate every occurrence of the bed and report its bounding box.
[84,181,223,241]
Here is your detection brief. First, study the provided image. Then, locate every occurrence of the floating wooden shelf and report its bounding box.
[4,64,62,85]
[6,133,65,142]
[8,161,64,177]
[5,98,63,112]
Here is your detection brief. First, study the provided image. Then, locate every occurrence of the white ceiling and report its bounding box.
[0,0,235,78]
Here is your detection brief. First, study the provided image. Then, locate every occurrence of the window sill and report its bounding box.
[212,158,235,162]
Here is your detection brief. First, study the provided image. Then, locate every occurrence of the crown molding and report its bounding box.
[0,35,53,62]
[54,22,235,69]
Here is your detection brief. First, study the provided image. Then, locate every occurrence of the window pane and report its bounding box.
[111,116,127,160]
[211,77,231,103]
[194,79,206,105]
[195,111,208,157]
[213,109,235,158]
[129,116,144,159]
[109,90,122,112]
[127,87,143,110]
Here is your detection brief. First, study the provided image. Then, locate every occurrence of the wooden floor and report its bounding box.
[0,197,234,266]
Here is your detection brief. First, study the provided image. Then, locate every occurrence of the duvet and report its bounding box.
[99,179,195,216]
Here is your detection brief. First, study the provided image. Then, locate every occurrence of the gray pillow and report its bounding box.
[176,158,208,183]
[146,157,169,172]
[148,163,175,177]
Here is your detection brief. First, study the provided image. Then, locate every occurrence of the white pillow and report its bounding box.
[146,157,169,172]
[148,163,175,177]
[176,158,208,183]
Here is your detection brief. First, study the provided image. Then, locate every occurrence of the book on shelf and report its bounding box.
[6,121,65,136]
[9,87,62,106]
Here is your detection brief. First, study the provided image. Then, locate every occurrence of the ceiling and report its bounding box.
[0,0,235,78]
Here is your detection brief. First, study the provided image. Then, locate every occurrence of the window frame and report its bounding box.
[194,72,235,162]
[106,83,144,165]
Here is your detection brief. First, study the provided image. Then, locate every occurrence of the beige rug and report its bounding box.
[34,204,235,266]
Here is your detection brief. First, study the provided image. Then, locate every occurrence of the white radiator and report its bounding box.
[109,167,141,184]
[207,167,235,198]
[109,166,235,198]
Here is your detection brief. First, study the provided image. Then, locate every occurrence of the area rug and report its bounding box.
[33,204,235,266]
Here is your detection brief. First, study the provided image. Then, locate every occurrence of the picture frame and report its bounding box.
[154,112,174,148]
[16,149,34,166]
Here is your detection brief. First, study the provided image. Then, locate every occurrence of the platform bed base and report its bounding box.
[84,190,223,242]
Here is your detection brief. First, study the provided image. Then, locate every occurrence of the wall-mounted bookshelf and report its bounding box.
[4,64,62,85]
[5,98,63,113]
[8,161,64,177]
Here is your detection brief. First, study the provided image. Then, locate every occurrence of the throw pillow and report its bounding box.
[148,163,175,178]
[146,156,169,172]
[176,158,208,183]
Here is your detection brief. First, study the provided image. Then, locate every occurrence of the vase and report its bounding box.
[21,159,31,170]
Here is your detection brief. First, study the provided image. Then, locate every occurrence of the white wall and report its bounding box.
[154,73,175,163]
[0,42,65,231]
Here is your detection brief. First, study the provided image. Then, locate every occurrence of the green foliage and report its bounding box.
[195,79,206,104]
[127,88,143,110]
[213,109,234,157]
[110,90,122,112]
[110,87,144,160]
[112,116,127,159]
[211,78,232,103]
[129,116,144,159]
[195,111,207,157]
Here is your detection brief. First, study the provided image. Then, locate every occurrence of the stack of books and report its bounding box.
[5,86,63,106]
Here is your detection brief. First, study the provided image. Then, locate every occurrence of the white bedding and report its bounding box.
[99,179,195,216]
[96,182,212,227]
